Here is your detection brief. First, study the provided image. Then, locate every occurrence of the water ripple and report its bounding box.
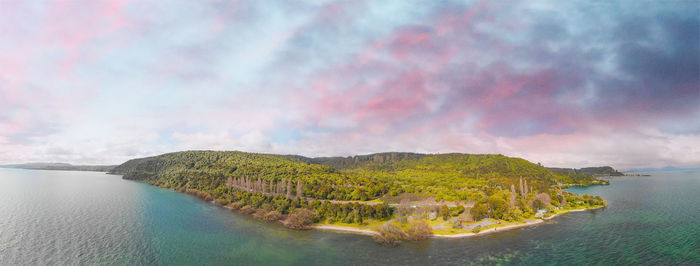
[0,169,698,265]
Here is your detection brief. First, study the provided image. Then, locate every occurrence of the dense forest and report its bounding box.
[110,151,607,239]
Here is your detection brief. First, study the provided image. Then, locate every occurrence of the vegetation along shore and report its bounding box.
[109,151,608,245]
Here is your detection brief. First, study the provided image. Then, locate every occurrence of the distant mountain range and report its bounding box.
[623,166,700,173]
[0,163,116,172]
[547,166,624,177]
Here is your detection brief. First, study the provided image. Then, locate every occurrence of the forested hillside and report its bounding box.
[110,151,607,234]
[287,152,427,169]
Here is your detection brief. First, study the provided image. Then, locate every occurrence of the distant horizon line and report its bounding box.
[3,149,699,172]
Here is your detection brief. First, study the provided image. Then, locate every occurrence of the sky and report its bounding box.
[1,0,698,169]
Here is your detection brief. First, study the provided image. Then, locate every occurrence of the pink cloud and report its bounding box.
[0,0,697,169]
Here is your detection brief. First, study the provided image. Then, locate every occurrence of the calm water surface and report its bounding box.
[0,168,698,265]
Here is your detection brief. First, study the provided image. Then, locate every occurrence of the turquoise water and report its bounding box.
[0,168,698,265]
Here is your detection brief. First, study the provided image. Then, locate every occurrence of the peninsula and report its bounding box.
[109,151,608,245]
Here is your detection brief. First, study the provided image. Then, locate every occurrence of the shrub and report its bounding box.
[260,203,273,212]
[373,222,407,246]
[240,205,256,214]
[262,211,284,221]
[214,197,229,206]
[285,208,315,229]
[472,225,482,233]
[451,218,463,229]
[253,209,267,220]
[185,189,213,201]
[228,201,244,210]
[450,205,465,217]
[405,219,432,241]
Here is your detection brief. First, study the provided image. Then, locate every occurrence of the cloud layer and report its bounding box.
[1,0,698,169]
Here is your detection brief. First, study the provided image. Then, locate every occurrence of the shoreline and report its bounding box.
[125,176,606,240]
[543,205,605,220]
[311,206,605,239]
[431,219,544,238]
[311,225,379,236]
[192,183,604,239]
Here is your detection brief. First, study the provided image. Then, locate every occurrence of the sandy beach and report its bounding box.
[311,225,379,236]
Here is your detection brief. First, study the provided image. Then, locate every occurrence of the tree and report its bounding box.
[559,190,567,206]
[439,204,450,220]
[534,193,552,206]
[470,203,488,220]
[487,196,507,219]
[291,197,301,209]
[519,178,525,199]
[347,209,361,224]
[503,207,524,222]
[397,199,411,222]
[524,179,529,196]
[296,180,303,199]
[533,199,545,210]
[273,197,290,213]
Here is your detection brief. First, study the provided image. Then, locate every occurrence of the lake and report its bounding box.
[0,168,698,265]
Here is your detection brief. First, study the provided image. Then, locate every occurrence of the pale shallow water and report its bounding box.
[0,168,698,265]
